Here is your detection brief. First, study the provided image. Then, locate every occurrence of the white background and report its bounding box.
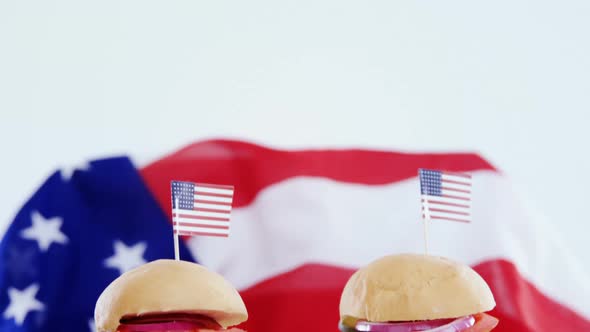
[0,1,589,264]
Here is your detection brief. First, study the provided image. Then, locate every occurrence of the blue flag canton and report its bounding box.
[171,181,195,210]
[419,169,442,196]
[0,157,195,332]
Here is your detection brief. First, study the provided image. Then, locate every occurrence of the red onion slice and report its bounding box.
[355,316,475,332]
[118,313,222,331]
[118,321,211,331]
[426,316,476,331]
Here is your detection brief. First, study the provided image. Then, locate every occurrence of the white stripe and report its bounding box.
[175,209,231,219]
[194,202,232,211]
[194,186,234,196]
[194,194,233,203]
[440,181,471,191]
[173,218,230,227]
[423,202,471,214]
[421,194,471,206]
[186,172,590,319]
[440,188,471,199]
[441,173,472,184]
[176,225,230,235]
[427,210,471,221]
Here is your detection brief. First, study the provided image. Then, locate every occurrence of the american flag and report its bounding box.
[419,168,472,223]
[171,181,234,237]
[0,141,588,332]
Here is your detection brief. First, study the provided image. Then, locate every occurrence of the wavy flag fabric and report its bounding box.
[0,139,588,331]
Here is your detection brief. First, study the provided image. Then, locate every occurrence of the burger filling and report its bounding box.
[117,313,245,332]
[340,313,498,332]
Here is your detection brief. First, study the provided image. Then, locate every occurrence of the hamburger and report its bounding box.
[339,254,498,332]
[94,259,247,332]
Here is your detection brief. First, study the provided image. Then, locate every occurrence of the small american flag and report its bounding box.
[171,181,234,237]
[419,168,472,223]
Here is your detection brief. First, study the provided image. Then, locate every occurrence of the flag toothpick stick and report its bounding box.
[422,194,430,255]
[173,197,180,261]
[170,180,235,261]
[419,168,473,256]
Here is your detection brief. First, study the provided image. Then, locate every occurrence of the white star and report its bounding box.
[88,318,97,332]
[60,161,91,181]
[21,211,68,252]
[3,284,44,325]
[104,240,147,275]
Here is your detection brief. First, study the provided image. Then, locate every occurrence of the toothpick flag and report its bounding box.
[171,181,235,236]
[170,180,235,260]
[419,169,472,223]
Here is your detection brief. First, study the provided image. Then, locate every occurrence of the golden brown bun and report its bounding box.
[94,259,247,332]
[339,254,495,323]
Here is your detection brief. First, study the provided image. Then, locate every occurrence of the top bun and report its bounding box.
[95,259,248,332]
[339,254,495,323]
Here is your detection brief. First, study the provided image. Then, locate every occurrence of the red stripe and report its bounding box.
[173,214,230,222]
[142,139,496,213]
[194,199,232,206]
[441,186,471,194]
[477,259,590,331]
[174,230,229,237]
[424,215,470,223]
[421,199,469,208]
[195,182,234,190]
[422,207,470,216]
[442,170,472,179]
[173,222,229,229]
[441,178,471,186]
[236,260,590,332]
[194,191,233,198]
[441,194,471,201]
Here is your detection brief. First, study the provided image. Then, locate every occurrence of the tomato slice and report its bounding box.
[462,313,499,332]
